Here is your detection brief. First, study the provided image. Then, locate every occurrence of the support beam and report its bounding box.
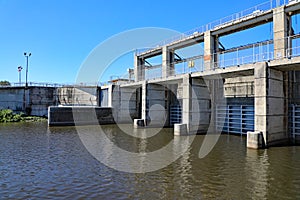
[134,55,145,82]
[273,6,291,59]
[204,31,218,71]
[162,46,175,78]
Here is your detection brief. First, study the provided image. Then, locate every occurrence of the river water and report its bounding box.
[0,122,300,199]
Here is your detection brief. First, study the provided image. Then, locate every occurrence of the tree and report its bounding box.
[0,80,11,86]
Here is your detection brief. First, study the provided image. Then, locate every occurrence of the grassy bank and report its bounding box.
[0,109,47,123]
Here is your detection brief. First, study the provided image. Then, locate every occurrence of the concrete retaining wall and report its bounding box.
[48,106,115,126]
[0,87,26,112]
[57,86,99,106]
[0,86,57,116]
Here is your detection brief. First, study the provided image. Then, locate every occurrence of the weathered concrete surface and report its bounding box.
[204,31,215,71]
[289,71,300,104]
[254,62,289,146]
[162,46,175,78]
[112,85,139,124]
[174,123,188,136]
[57,86,99,106]
[224,76,254,97]
[30,87,57,116]
[146,83,168,127]
[134,56,145,82]
[0,86,57,116]
[48,106,114,126]
[273,6,289,59]
[247,131,264,149]
[191,77,211,133]
[0,87,26,112]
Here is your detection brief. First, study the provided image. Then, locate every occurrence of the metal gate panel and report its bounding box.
[290,104,300,138]
[217,104,254,135]
[170,105,182,125]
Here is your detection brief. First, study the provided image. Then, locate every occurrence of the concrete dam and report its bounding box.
[8,0,300,149]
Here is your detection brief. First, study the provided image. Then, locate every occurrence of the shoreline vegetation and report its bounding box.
[0,109,47,123]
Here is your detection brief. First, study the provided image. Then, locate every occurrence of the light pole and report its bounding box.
[24,52,31,88]
[17,66,23,84]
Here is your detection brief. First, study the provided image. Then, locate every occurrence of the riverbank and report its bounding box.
[0,109,47,123]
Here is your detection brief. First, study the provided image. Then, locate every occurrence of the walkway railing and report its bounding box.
[137,0,294,55]
[0,82,112,88]
[131,34,300,82]
[0,82,64,88]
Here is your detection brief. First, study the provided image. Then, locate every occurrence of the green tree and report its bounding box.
[0,80,11,86]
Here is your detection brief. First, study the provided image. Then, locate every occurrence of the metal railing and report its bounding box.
[0,82,114,88]
[131,34,300,82]
[214,40,274,68]
[137,0,295,55]
[0,82,64,88]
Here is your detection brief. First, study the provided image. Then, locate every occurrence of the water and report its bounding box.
[1,122,300,199]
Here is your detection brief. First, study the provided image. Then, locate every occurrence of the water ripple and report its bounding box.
[0,123,300,199]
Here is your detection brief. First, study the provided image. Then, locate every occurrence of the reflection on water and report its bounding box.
[0,122,300,199]
[245,149,269,199]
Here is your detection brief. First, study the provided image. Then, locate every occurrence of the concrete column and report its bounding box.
[204,31,216,71]
[273,6,290,59]
[253,62,289,147]
[107,85,113,107]
[162,46,175,78]
[141,81,147,123]
[134,55,145,82]
[181,74,192,133]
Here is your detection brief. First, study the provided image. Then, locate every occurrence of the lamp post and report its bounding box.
[17,66,23,84]
[24,52,31,88]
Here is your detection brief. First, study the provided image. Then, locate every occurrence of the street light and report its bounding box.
[24,52,31,88]
[17,66,23,84]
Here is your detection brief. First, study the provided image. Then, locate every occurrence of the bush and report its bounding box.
[0,109,24,122]
[0,109,14,122]
[0,109,46,123]
[0,80,11,86]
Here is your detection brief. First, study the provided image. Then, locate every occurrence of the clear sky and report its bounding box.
[0,0,280,84]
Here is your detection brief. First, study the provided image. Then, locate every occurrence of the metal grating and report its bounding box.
[170,105,182,125]
[216,105,254,135]
[289,104,300,138]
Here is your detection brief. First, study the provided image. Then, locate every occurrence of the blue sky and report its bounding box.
[0,0,284,84]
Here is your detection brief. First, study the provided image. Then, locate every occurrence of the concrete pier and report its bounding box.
[247,131,264,149]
